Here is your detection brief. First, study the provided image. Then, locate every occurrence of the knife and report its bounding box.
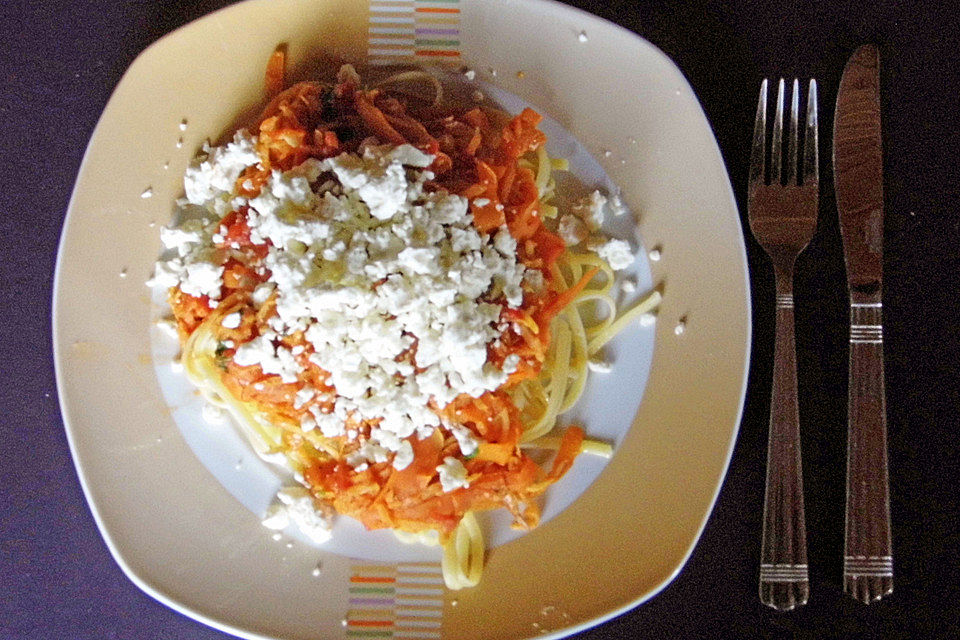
[833,44,894,604]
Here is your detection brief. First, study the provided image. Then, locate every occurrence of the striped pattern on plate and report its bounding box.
[368,0,462,64]
[345,562,445,638]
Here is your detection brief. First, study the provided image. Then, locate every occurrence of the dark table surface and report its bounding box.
[3,0,959,638]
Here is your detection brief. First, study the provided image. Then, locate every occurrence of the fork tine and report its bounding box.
[749,79,768,188]
[771,79,785,184]
[802,79,819,184]
[786,79,799,185]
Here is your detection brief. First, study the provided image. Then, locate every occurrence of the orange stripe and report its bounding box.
[348,620,395,628]
[416,50,460,57]
[350,576,397,584]
[415,7,460,13]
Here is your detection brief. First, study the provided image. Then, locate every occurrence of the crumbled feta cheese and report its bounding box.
[183,131,260,209]
[337,63,361,86]
[351,440,391,465]
[150,221,225,300]
[558,215,588,246]
[393,440,414,470]
[155,316,178,338]
[493,226,516,256]
[621,279,637,294]
[180,257,223,298]
[436,457,470,492]
[523,269,545,292]
[147,258,182,289]
[639,312,656,327]
[574,190,607,230]
[309,405,345,438]
[261,503,290,530]
[609,193,628,217]
[587,357,613,373]
[233,333,302,383]
[233,334,273,367]
[448,423,479,457]
[300,414,317,432]
[160,221,204,256]
[324,152,409,220]
[272,486,334,544]
[251,282,275,308]
[221,312,241,329]
[590,238,634,271]
[383,144,434,168]
[293,387,315,410]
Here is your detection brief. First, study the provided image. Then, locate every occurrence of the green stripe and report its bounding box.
[349,587,396,594]
[346,631,393,638]
[415,39,461,46]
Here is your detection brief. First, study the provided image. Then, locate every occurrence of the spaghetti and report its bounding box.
[152,51,660,589]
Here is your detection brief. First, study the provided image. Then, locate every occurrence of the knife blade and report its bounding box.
[833,44,894,604]
[835,45,884,295]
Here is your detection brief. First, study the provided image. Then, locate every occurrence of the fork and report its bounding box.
[748,78,819,611]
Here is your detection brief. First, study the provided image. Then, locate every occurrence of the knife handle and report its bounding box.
[844,301,893,603]
[759,284,809,611]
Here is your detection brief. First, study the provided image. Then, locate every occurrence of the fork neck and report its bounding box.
[772,259,797,294]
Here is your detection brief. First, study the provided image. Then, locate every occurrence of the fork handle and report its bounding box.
[844,300,893,603]
[759,279,809,611]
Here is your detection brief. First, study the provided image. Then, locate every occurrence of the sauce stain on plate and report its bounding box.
[69,340,109,361]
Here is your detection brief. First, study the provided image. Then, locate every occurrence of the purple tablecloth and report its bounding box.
[3,0,958,637]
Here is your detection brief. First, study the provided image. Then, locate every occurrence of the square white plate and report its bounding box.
[53,1,750,638]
